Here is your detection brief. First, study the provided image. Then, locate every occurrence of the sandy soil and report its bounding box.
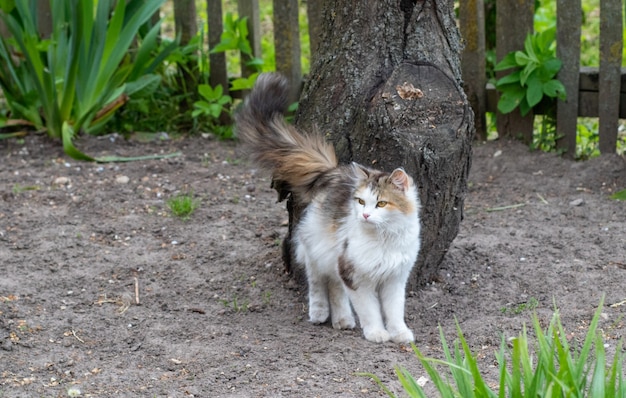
[1,133,625,397]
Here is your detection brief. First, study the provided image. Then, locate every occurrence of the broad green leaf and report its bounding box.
[519,96,532,116]
[245,57,265,68]
[497,85,525,114]
[514,51,530,66]
[525,76,544,107]
[494,52,519,71]
[519,64,537,87]
[230,73,259,91]
[198,84,220,100]
[496,70,522,87]
[543,79,566,99]
[523,33,539,63]
[542,58,563,77]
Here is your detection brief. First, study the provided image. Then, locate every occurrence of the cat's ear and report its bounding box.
[389,168,412,192]
[351,162,370,179]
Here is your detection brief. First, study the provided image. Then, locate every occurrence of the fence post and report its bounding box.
[238,0,262,81]
[273,0,302,102]
[555,0,581,158]
[598,0,623,154]
[207,0,228,93]
[173,0,198,111]
[460,0,486,141]
[37,0,52,39]
[496,0,534,143]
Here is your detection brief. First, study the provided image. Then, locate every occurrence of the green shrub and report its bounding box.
[0,0,177,160]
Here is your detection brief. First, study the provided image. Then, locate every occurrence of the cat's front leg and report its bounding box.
[379,274,414,343]
[307,269,330,324]
[328,277,356,329]
[347,285,390,343]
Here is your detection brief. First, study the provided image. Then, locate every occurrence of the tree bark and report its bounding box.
[281,0,474,289]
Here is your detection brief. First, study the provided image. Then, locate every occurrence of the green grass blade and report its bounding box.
[455,322,497,397]
[573,297,604,381]
[440,325,473,397]
[59,2,78,121]
[101,0,125,65]
[95,152,182,163]
[395,366,427,398]
[5,5,60,137]
[411,343,457,398]
[62,122,94,161]
[590,334,606,398]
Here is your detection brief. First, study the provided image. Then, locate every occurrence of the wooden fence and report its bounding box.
[460,0,625,157]
[3,1,624,157]
[198,0,625,157]
[205,0,319,103]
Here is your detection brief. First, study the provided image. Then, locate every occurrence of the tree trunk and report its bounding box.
[282,0,474,289]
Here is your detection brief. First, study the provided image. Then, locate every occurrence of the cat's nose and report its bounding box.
[363,213,370,220]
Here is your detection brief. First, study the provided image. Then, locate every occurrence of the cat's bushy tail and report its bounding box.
[235,73,338,202]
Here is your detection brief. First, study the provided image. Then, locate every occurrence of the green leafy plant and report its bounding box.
[193,84,232,118]
[166,192,199,220]
[0,0,177,160]
[362,298,626,397]
[191,12,263,139]
[495,28,566,118]
[210,12,264,91]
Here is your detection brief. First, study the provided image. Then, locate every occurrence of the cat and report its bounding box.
[235,73,421,343]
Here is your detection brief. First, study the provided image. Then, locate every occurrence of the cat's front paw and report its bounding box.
[332,315,356,330]
[363,328,391,343]
[309,307,330,324]
[390,328,414,343]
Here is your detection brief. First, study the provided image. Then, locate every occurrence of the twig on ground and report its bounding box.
[536,193,549,204]
[71,329,84,344]
[486,203,526,212]
[134,277,140,305]
[610,299,626,308]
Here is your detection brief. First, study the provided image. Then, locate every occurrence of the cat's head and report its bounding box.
[350,163,418,227]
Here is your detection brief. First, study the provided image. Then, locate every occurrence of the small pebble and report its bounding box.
[54,176,70,185]
[569,198,584,206]
[115,175,130,184]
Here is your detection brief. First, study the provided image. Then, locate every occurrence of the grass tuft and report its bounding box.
[364,297,625,397]
[166,192,199,220]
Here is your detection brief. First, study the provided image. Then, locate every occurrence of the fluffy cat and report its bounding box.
[235,73,421,343]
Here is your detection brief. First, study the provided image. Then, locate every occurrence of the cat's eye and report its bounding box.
[356,198,365,206]
[376,201,388,208]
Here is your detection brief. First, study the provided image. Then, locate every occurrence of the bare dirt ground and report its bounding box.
[1,133,625,397]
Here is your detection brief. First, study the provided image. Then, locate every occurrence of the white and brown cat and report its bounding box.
[235,73,421,343]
